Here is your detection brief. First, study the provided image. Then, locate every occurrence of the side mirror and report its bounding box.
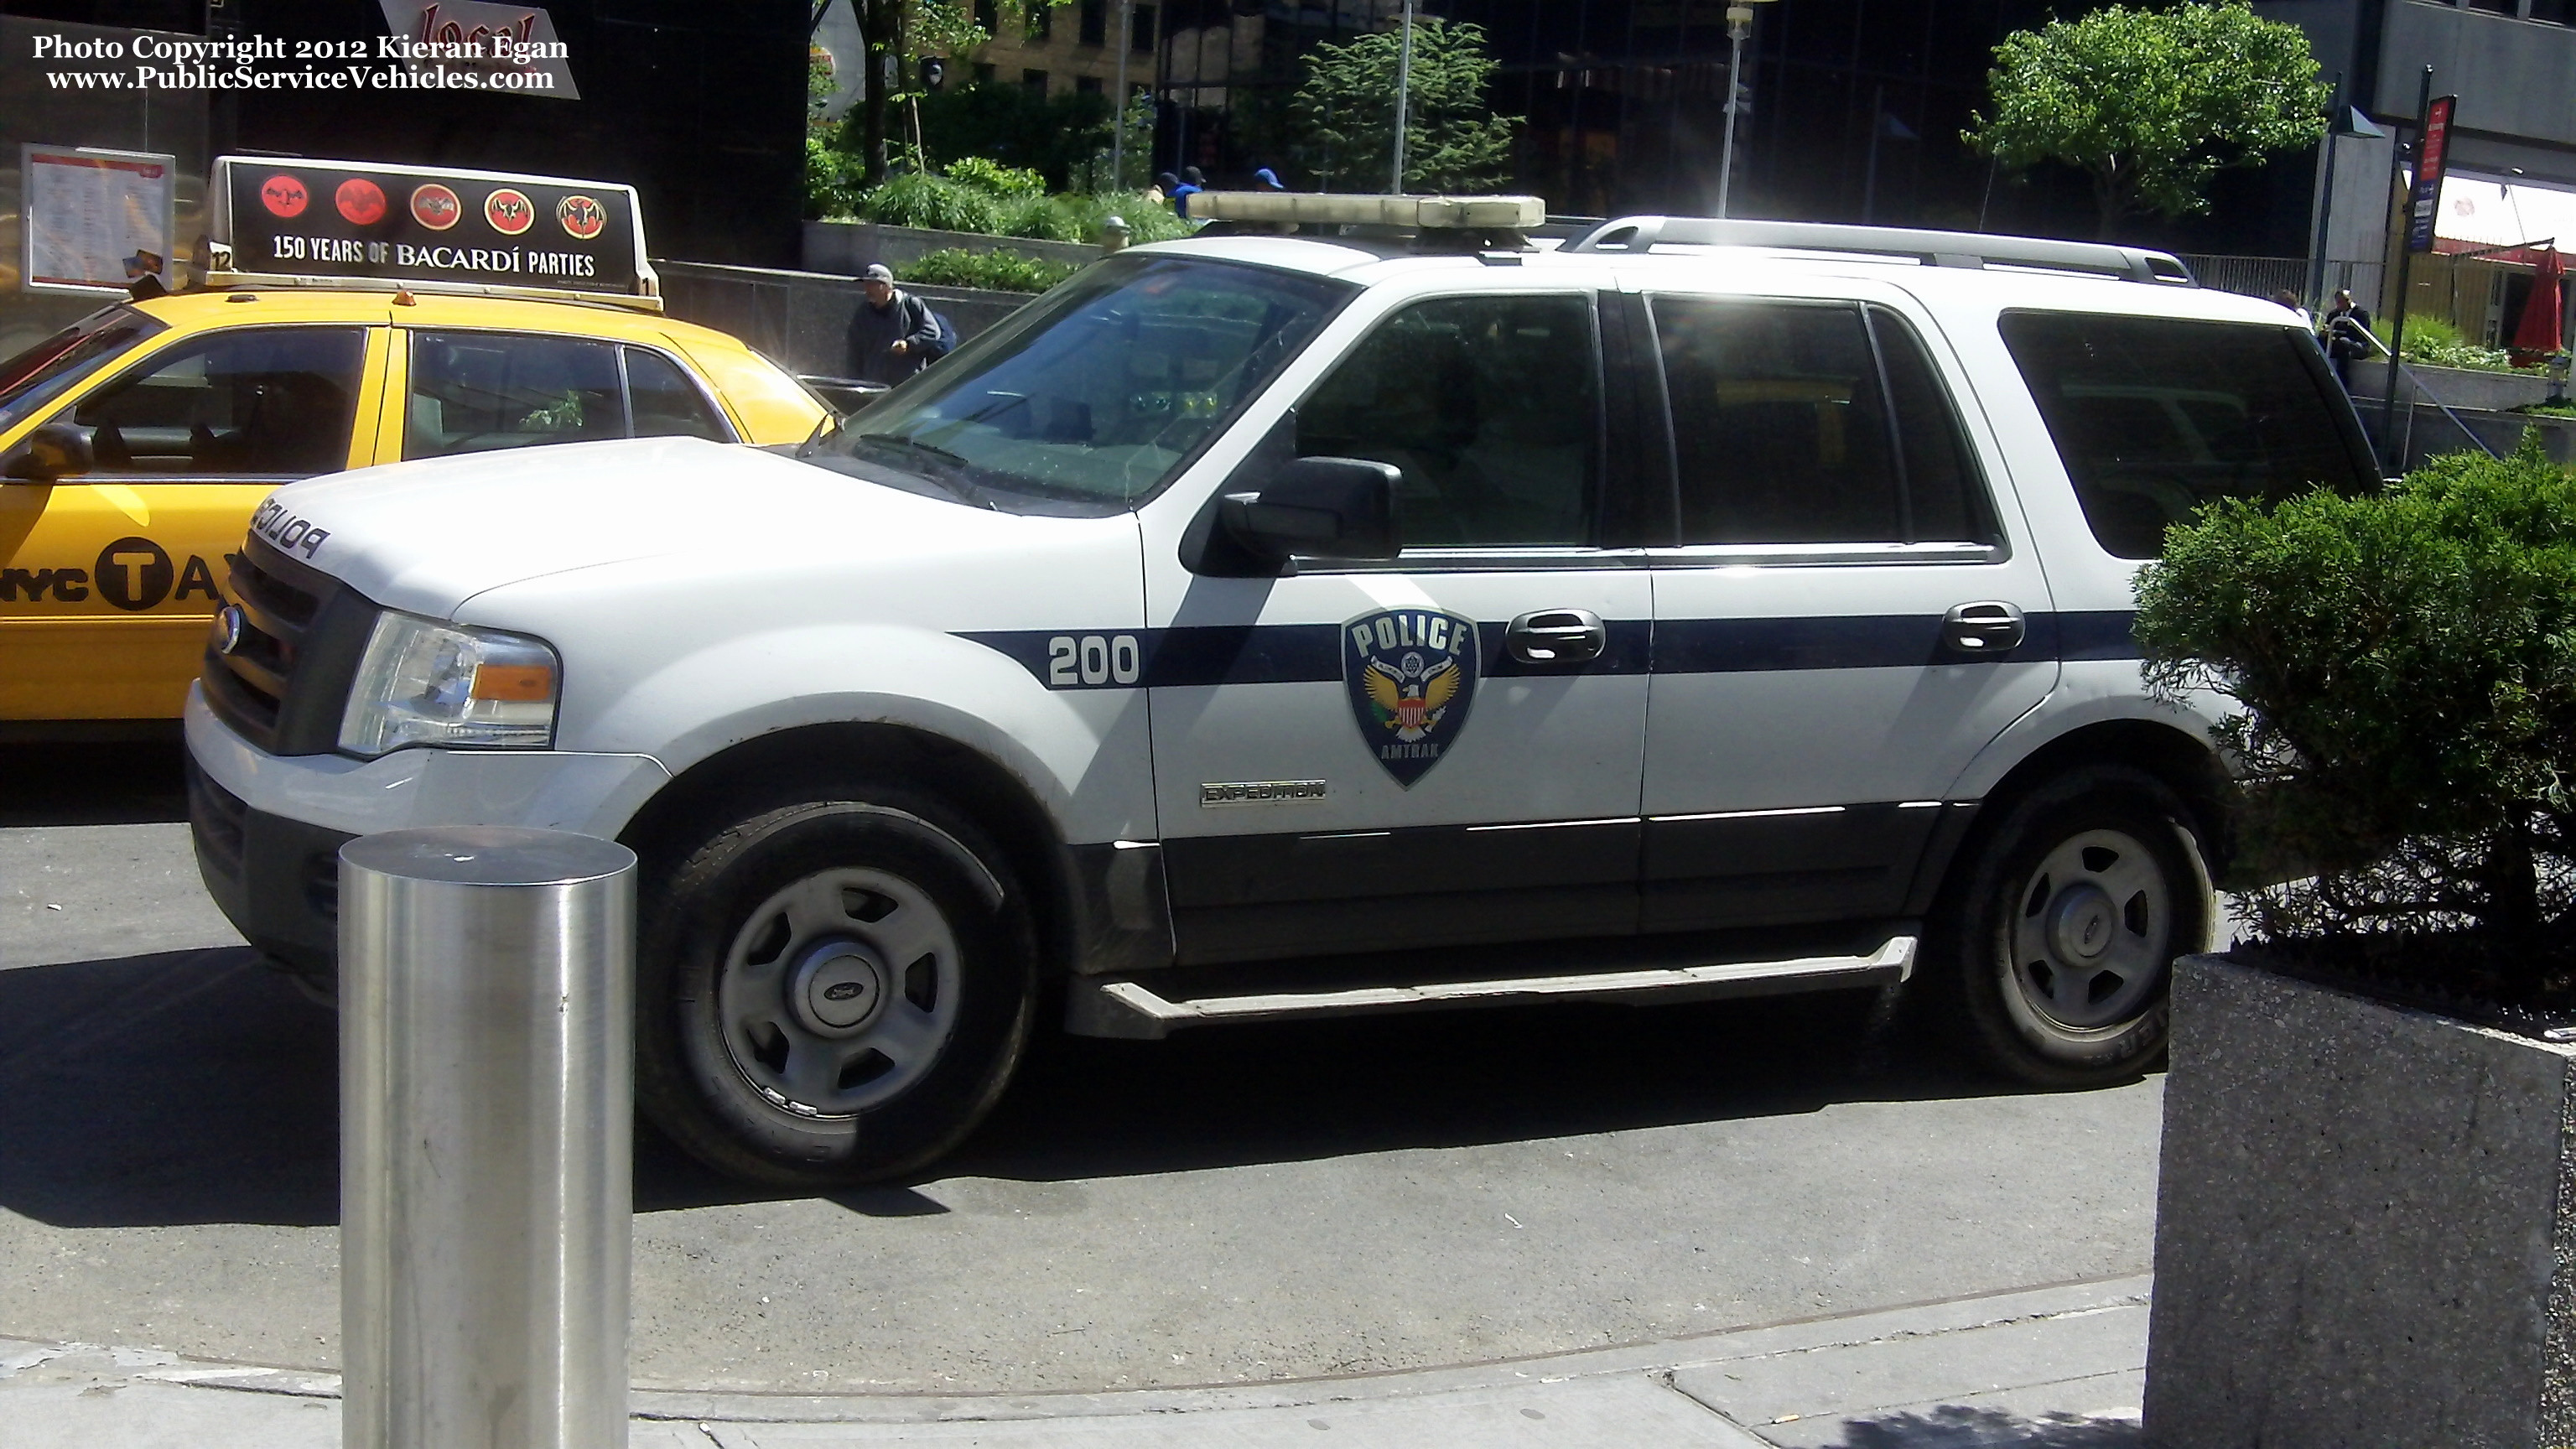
[1218,456,1400,565]
[2,423,94,482]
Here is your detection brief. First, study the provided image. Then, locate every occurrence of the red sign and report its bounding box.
[335,178,387,226]
[557,195,605,240]
[260,174,309,218]
[2407,95,2457,255]
[483,187,534,235]
[409,183,461,231]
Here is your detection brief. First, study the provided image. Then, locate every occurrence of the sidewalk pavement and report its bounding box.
[0,1275,2146,1448]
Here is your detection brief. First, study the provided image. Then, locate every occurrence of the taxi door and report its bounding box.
[0,317,391,722]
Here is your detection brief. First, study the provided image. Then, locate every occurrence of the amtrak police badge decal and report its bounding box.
[1344,607,1479,787]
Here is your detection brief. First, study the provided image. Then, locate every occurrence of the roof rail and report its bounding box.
[1563,216,2196,286]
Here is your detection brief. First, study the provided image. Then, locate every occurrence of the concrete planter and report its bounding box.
[802,220,1098,277]
[2350,356,2554,413]
[2143,953,2576,1447]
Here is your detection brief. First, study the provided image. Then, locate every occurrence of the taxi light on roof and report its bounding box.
[1192,192,1545,231]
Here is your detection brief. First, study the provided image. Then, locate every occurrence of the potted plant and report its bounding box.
[2131,431,2576,1447]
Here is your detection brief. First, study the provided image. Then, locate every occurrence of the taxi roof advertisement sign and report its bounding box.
[214,156,642,296]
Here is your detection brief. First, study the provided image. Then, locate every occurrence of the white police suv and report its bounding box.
[187,195,2380,1185]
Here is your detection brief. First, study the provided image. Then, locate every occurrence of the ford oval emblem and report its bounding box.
[213,604,247,656]
[823,981,865,1001]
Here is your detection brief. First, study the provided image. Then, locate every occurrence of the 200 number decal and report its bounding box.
[1046,634,1142,688]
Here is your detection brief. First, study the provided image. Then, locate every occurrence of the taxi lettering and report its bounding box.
[1,568,88,602]
[250,500,330,558]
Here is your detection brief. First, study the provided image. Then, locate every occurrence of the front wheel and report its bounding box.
[636,795,1036,1187]
[1936,766,2213,1088]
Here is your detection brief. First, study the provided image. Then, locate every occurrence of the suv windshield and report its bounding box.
[0,305,166,436]
[814,255,1353,512]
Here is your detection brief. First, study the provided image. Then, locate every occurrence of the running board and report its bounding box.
[1066,935,1915,1040]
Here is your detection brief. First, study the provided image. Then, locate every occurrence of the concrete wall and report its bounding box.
[2380,1,2576,159]
[655,258,1031,382]
[802,221,1100,278]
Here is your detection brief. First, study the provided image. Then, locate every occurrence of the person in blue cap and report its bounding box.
[1254,167,1285,191]
[1171,166,1204,218]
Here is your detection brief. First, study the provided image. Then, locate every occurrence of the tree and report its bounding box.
[843,0,1072,185]
[1965,1,2329,239]
[1290,17,1519,195]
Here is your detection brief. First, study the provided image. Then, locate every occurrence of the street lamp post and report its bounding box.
[1390,0,1416,195]
[1111,0,1132,187]
[1716,0,1777,220]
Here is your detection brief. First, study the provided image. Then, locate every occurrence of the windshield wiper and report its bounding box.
[849,432,991,507]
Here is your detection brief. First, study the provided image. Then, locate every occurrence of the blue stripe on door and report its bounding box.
[956,611,2138,689]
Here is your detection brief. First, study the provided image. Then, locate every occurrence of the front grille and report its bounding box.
[200,537,379,756]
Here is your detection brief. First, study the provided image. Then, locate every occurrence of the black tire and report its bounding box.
[636,792,1036,1187]
[1932,765,2213,1089]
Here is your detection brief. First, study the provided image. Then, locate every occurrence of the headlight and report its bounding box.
[338,610,561,756]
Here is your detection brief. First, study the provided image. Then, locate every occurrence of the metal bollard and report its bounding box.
[340,827,637,1449]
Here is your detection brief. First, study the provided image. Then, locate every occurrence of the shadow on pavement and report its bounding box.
[0,741,190,828]
[1,939,2048,1229]
[1825,1406,2143,1446]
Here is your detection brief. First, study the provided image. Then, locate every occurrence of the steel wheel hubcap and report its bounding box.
[2008,828,2169,1031]
[717,867,961,1118]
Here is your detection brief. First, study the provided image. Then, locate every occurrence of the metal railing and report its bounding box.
[2176,254,2308,302]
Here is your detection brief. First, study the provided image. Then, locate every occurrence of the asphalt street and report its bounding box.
[0,741,2165,1399]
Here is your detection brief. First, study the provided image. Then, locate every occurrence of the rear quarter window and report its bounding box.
[1997,311,2376,559]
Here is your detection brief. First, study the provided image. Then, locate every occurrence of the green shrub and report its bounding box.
[2400,313,2530,373]
[2134,431,2576,993]
[854,173,1004,235]
[897,247,1080,293]
[942,156,1045,199]
[913,83,1115,191]
[804,134,867,221]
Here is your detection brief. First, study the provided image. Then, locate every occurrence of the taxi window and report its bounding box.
[408,332,625,459]
[624,346,730,441]
[1298,294,1600,548]
[0,307,165,436]
[70,327,364,476]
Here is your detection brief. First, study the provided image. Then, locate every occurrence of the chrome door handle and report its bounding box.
[1507,608,1607,666]
[1943,601,2025,655]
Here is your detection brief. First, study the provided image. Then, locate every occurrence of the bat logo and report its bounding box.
[335,178,387,226]
[556,195,606,241]
[410,183,461,231]
[484,187,534,236]
[259,174,309,218]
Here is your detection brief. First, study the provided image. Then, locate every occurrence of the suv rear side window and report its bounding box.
[1651,298,1997,547]
[1998,312,2376,559]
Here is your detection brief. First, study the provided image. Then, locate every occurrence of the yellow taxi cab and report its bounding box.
[0,157,826,735]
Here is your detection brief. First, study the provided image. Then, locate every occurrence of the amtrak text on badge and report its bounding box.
[1343,607,1478,788]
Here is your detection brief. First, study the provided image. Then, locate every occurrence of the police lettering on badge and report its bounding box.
[1343,607,1478,787]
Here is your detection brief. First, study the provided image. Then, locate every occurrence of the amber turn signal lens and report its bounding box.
[470,662,555,703]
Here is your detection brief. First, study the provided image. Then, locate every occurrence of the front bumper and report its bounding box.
[184,686,673,974]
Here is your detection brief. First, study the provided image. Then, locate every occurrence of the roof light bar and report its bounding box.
[1192,192,1546,231]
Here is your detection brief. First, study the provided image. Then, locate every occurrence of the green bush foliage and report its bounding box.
[2399,314,2532,374]
[854,172,1005,234]
[941,156,1046,200]
[2134,432,2576,987]
[897,247,1079,293]
[1291,17,1519,194]
[914,82,1117,191]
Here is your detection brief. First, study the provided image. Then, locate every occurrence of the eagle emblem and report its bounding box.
[1343,607,1479,787]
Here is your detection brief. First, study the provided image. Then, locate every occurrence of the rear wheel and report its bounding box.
[1937,766,2212,1088]
[636,793,1036,1186]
